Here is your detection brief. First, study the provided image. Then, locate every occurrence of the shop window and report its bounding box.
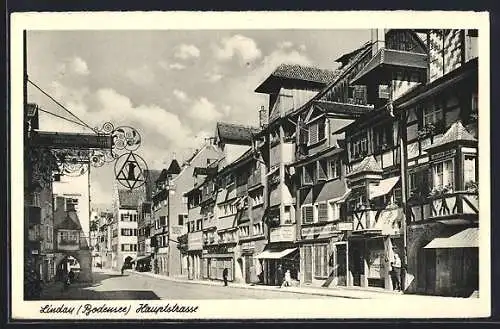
[328,158,341,179]
[317,203,328,222]
[432,159,455,191]
[314,245,329,278]
[463,155,477,188]
[302,205,314,224]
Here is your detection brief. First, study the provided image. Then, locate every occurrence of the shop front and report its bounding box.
[238,238,267,284]
[202,244,236,282]
[348,206,404,290]
[255,243,299,286]
[299,223,348,287]
[187,231,203,280]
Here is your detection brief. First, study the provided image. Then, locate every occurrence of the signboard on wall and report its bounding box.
[171,225,183,236]
[301,224,338,240]
[270,226,295,243]
[241,241,255,251]
[188,231,203,251]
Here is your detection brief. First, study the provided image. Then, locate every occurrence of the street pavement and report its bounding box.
[40,268,328,300]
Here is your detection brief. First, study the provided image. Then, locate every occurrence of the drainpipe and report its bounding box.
[398,108,409,291]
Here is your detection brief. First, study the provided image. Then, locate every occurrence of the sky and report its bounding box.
[27,29,371,207]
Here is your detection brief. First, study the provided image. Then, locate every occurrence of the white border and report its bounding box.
[10,11,491,320]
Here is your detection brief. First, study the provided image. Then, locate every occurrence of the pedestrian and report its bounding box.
[68,269,75,284]
[121,264,125,275]
[276,264,283,286]
[281,269,291,288]
[390,251,402,291]
[222,268,228,287]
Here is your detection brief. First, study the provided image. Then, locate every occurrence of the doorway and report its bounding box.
[303,246,313,284]
[244,256,252,284]
[335,243,347,286]
[350,241,364,286]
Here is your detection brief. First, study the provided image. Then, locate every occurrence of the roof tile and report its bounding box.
[425,121,477,151]
[347,155,383,177]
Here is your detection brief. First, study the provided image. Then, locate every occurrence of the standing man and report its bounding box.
[222,268,228,287]
[391,250,402,291]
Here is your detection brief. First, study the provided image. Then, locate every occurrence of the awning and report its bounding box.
[254,247,298,259]
[424,227,479,249]
[369,176,400,200]
[134,254,152,263]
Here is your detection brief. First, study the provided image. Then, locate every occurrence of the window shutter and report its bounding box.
[318,119,325,141]
[302,206,314,223]
[309,123,318,144]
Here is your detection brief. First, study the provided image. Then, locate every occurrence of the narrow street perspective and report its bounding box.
[22,25,482,308]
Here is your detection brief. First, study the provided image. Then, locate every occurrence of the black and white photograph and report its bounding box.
[10,11,490,320]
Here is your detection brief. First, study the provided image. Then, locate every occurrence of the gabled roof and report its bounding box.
[118,189,141,209]
[255,64,338,94]
[346,156,383,177]
[56,211,82,230]
[166,159,181,175]
[424,121,477,151]
[216,122,260,146]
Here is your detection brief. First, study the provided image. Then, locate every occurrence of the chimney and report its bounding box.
[371,29,386,56]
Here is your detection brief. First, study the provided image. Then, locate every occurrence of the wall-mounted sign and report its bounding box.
[270,226,295,243]
[241,241,255,251]
[188,231,203,251]
[32,131,112,149]
[301,224,341,240]
[430,149,456,161]
[336,222,354,231]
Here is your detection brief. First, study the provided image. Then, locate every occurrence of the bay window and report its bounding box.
[314,245,329,278]
[350,132,369,160]
[432,159,454,190]
[463,155,477,187]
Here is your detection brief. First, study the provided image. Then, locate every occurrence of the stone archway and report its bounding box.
[54,249,92,282]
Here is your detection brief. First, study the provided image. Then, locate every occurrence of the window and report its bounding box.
[303,166,313,185]
[433,159,454,190]
[159,216,166,226]
[196,219,202,231]
[302,205,314,224]
[373,122,394,152]
[253,222,263,236]
[65,198,79,211]
[409,169,429,196]
[308,117,326,145]
[464,155,477,186]
[121,244,137,252]
[423,103,444,127]
[178,214,187,226]
[350,132,369,159]
[328,159,341,179]
[317,160,328,181]
[317,203,328,222]
[314,245,329,278]
[329,202,340,221]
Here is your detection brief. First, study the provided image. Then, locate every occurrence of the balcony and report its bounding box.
[269,225,296,243]
[410,191,479,224]
[351,48,428,85]
[236,183,247,197]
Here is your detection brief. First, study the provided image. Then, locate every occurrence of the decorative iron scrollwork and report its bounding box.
[111,125,141,152]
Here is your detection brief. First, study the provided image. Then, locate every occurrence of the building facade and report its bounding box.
[111,188,140,271]
[151,144,222,277]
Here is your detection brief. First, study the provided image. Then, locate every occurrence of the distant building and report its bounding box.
[151,145,222,277]
[111,188,141,270]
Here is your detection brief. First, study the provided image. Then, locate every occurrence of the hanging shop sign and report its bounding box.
[115,152,148,190]
[32,131,112,149]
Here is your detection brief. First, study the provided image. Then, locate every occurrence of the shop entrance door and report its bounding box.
[304,246,313,284]
[350,241,364,286]
[335,243,347,286]
[425,248,436,294]
[244,256,252,284]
